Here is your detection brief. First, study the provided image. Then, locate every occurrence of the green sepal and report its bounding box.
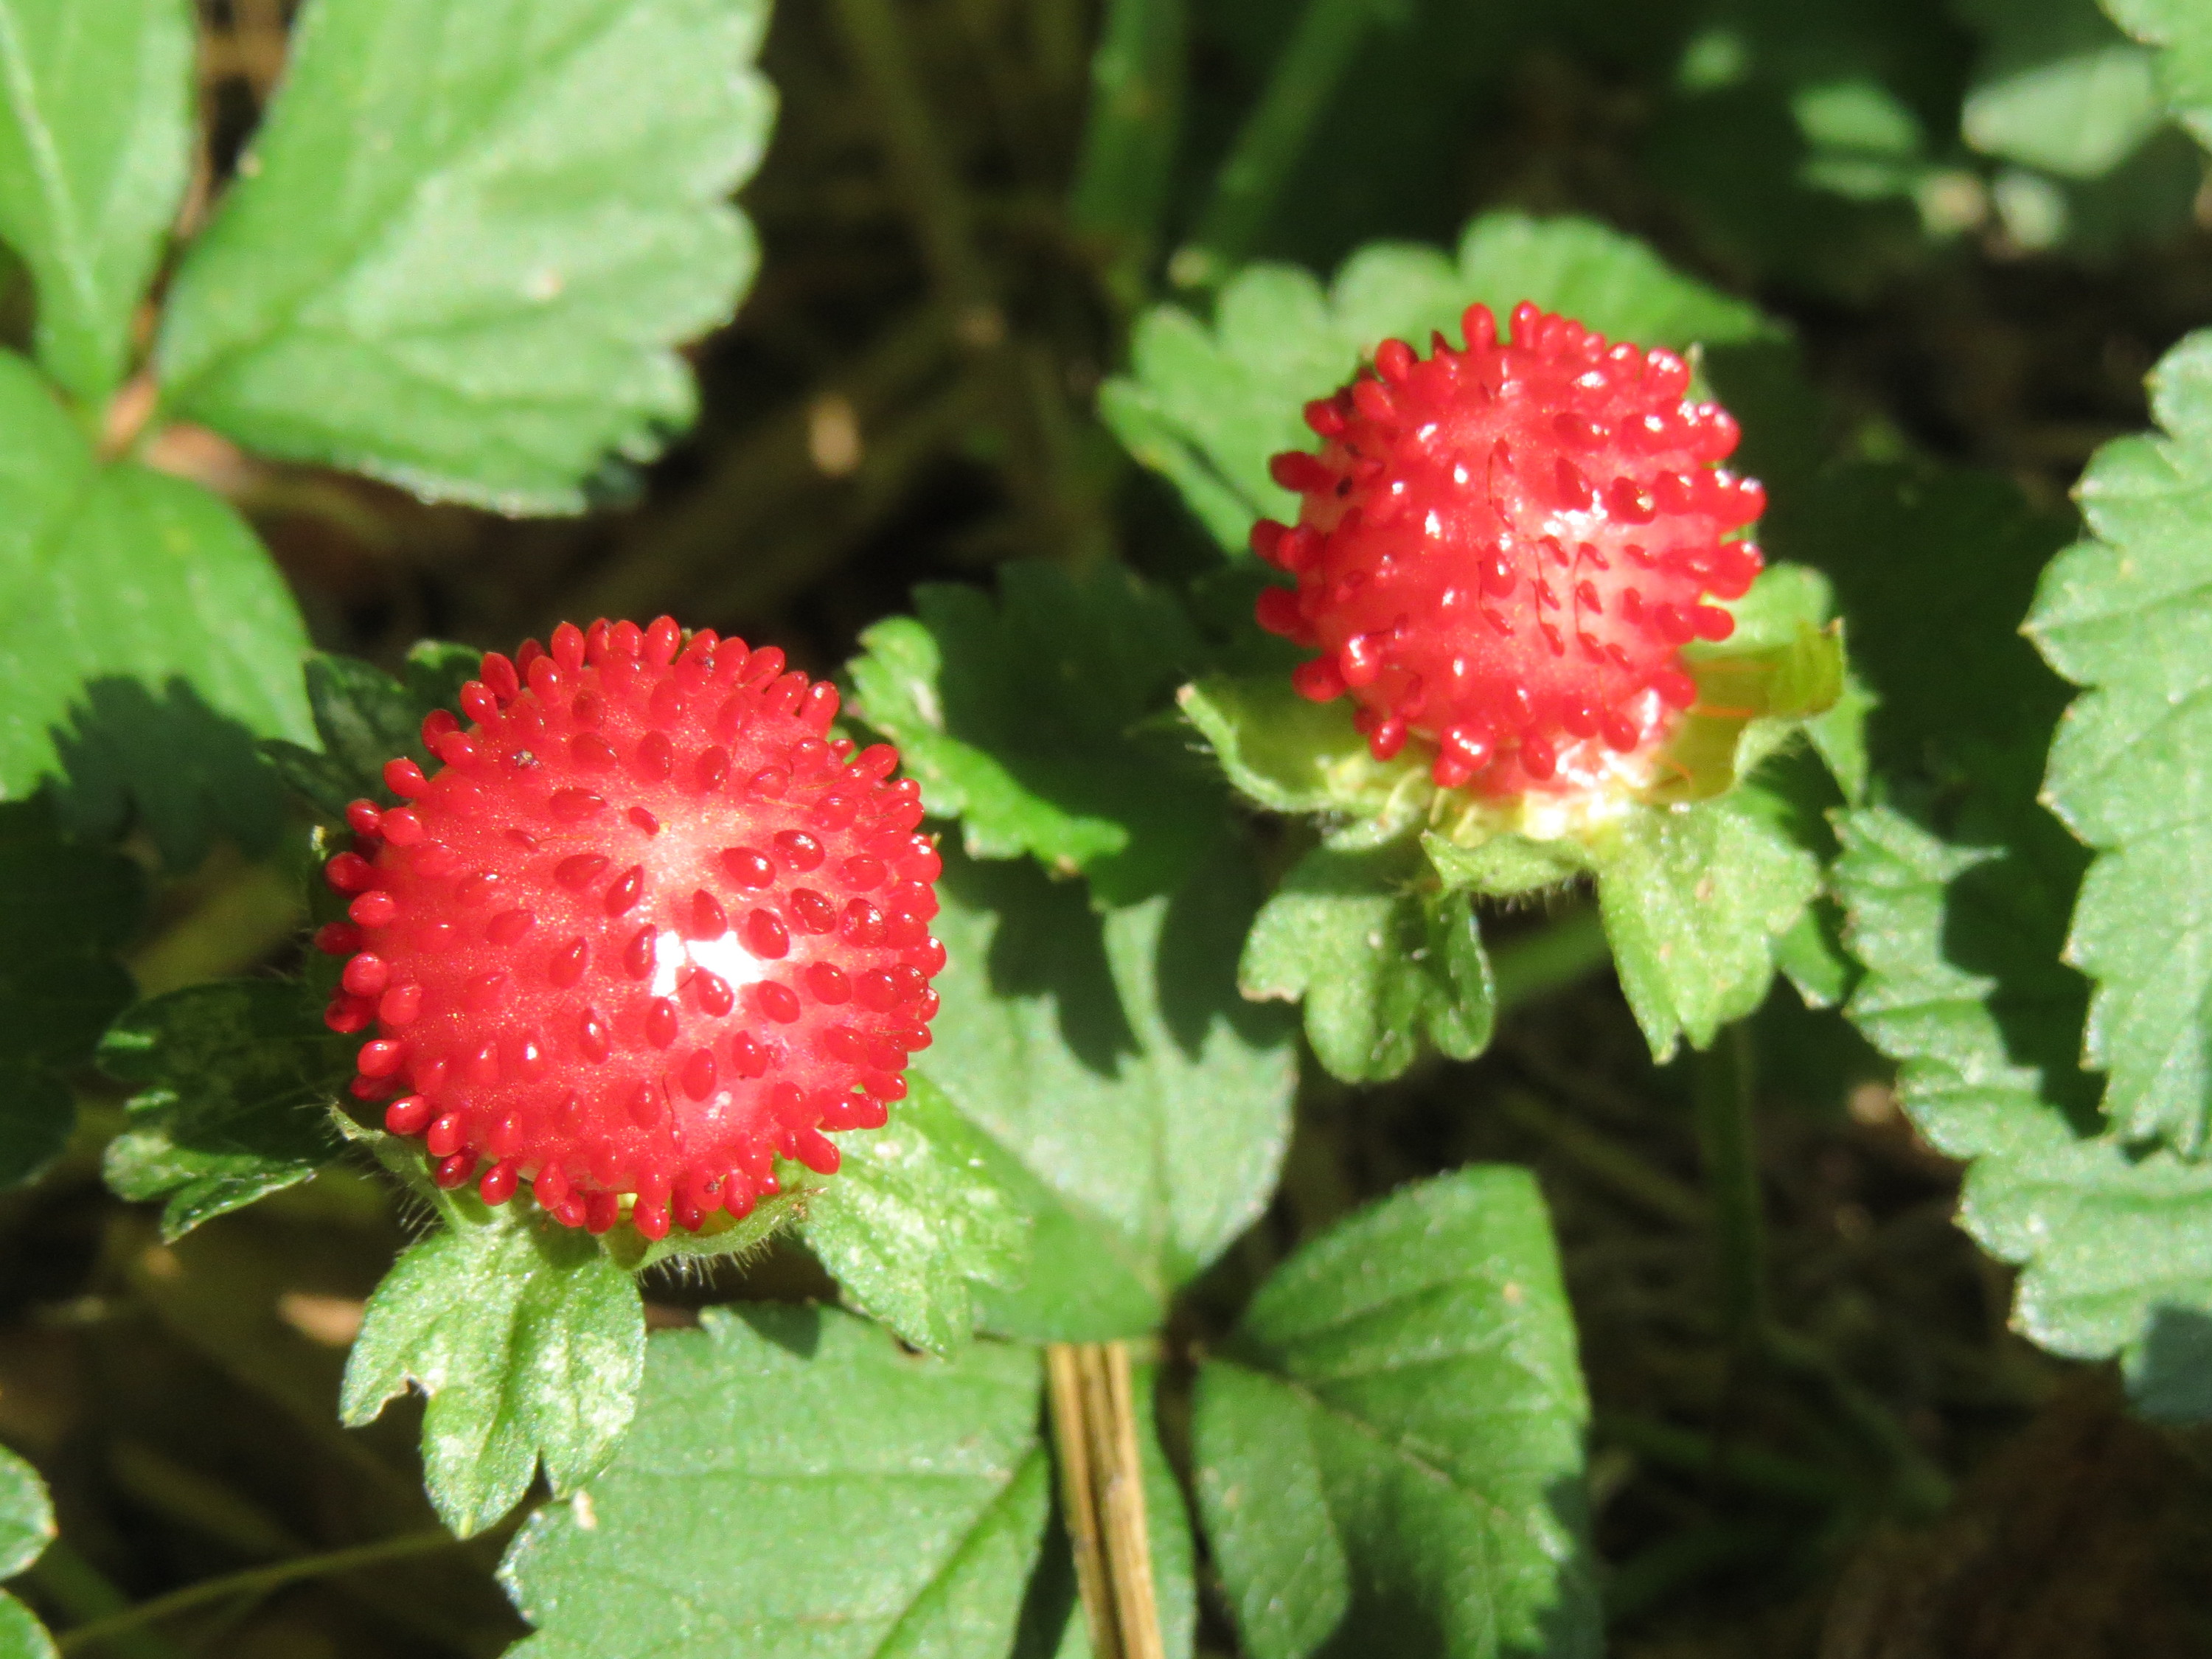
[340,1188,647,1539]
[1239,841,1495,1083]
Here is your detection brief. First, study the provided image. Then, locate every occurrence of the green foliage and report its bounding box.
[915,846,1297,1341]
[1961,0,2165,178]
[798,1074,1029,1356]
[498,1305,1054,1659]
[99,978,349,1238]
[1103,209,1775,552]
[1240,843,1493,1083]
[0,0,192,406]
[1193,1166,1597,1659]
[262,643,483,821]
[0,351,311,865]
[2028,330,2212,1156]
[0,1445,56,1659]
[1590,796,1824,1061]
[847,560,1220,905]
[0,798,142,1185]
[341,1192,647,1539]
[1837,807,2212,1402]
[156,0,777,515]
[2104,0,2212,150]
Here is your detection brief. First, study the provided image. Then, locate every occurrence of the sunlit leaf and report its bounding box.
[500,1305,1049,1658]
[157,0,777,513]
[1194,1166,1598,1659]
[0,352,310,866]
[341,1194,646,1538]
[0,0,192,404]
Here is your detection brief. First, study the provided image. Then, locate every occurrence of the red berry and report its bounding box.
[323,618,943,1233]
[1253,301,1764,795]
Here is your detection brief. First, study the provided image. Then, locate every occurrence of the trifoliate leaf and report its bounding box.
[262,642,482,821]
[2102,0,2212,152]
[0,797,142,1185]
[498,1305,1050,1659]
[916,844,1296,1342]
[1959,0,2166,178]
[1194,1166,1598,1659]
[99,979,349,1238]
[1240,842,1495,1083]
[847,560,1220,906]
[1836,807,2212,1413]
[156,0,776,515]
[341,1196,646,1539]
[0,352,311,866]
[0,0,192,406]
[799,1074,1029,1357]
[2027,330,2212,1155]
[0,1444,56,1659]
[1102,211,1775,552]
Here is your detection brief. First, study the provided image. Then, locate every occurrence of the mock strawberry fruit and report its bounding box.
[1252,301,1764,796]
[317,617,942,1242]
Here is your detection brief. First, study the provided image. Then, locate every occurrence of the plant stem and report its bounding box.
[1068,0,1189,312]
[830,0,998,325]
[54,1530,462,1655]
[1045,1343,1164,1659]
[1691,1021,1767,1346]
[1175,0,1396,284]
[23,1542,183,1659]
[1494,1091,1705,1229]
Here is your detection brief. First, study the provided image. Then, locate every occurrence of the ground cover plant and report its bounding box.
[5,0,2212,1655]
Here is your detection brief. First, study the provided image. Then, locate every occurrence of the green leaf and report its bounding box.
[1836,807,2212,1393]
[1961,0,2166,178]
[2103,0,2212,152]
[798,1074,1029,1357]
[99,978,349,1239]
[1103,211,1775,552]
[0,352,311,866]
[847,561,1220,905]
[1241,842,1494,1083]
[1193,1166,1598,1659]
[499,1305,1051,1658]
[0,0,192,406]
[0,1445,55,1659]
[156,0,776,514]
[916,844,1296,1341]
[341,1197,646,1538]
[1589,796,1823,1061]
[0,1446,53,1582]
[263,642,480,820]
[0,796,142,1185]
[2027,330,2212,1155]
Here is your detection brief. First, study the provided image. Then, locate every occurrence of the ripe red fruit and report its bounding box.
[319,617,944,1242]
[1252,301,1764,795]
